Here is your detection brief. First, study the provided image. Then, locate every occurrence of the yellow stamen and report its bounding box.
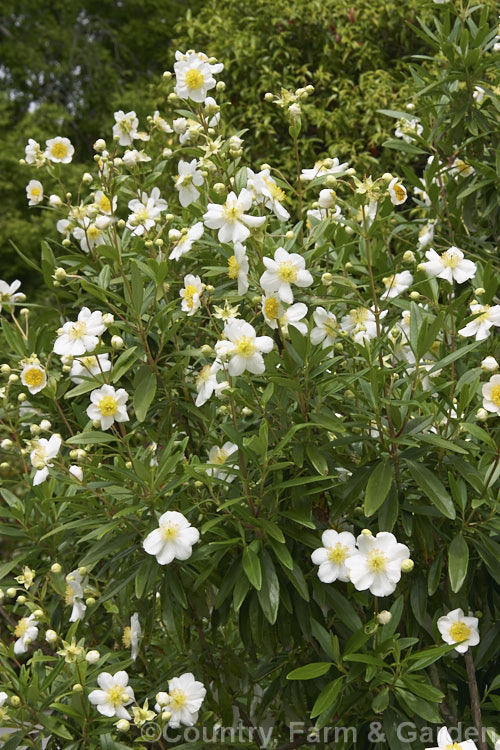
[228,256,239,279]
[14,618,29,638]
[264,297,279,320]
[185,69,204,90]
[122,626,132,648]
[168,688,187,710]
[441,249,461,269]
[278,262,298,283]
[98,396,118,417]
[327,544,348,564]
[490,384,500,407]
[51,142,68,160]
[99,195,111,212]
[107,685,127,707]
[234,335,256,358]
[24,368,44,387]
[160,523,179,541]
[367,549,388,572]
[69,321,87,340]
[183,284,198,309]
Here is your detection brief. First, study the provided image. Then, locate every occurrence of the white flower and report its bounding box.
[113,111,139,146]
[203,97,220,127]
[311,530,356,583]
[473,85,485,104]
[175,159,204,207]
[45,137,74,163]
[450,157,474,178]
[310,307,338,348]
[437,608,480,654]
[122,149,151,167]
[0,279,23,311]
[207,442,239,482]
[195,361,222,406]
[227,242,249,295]
[30,434,62,486]
[381,271,413,299]
[26,179,43,206]
[426,727,477,750]
[345,532,410,597]
[481,356,499,372]
[482,374,500,415]
[260,247,313,304]
[69,353,112,384]
[418,220,435,249]
[65,569,87,622]
[203,189,265,245]
[13,614,39,655]
[93,191,116,215]
[174,52,217,102]
[163,673,206,728]
[422,247,476,284]
[53,307,106,356]
[279,303,308,336]
[86,384,129,430]
[73,216,111,253]
[69,465,83,481]
[56,218,72,238]
[88,671,135,719]
[152,110,173,133]
[25,138,44,166]
[394,117,423,143]
[318,189,336,209]
[123,613,141,661]
[0,692,7,706]
[180,274,203,315]
[169,222,204,261]
[261,293,283,329]
[126,187,168,236]
[388,177,407,205]
[247,168,290,221]
[340,306,387,344]
[21,363,47,394]
[215,319,273,376]
[458,303,500,341]
[300,158,349,181]
[143,511,200,565]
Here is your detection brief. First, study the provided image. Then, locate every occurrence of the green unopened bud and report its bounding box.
[111,335,124,350]
[409,291,420,300]
[401,558,414,572]
[10,696,21,707]
[216,81,225,92]
[161,711,172,722]
[403,251,415,264]
[78,566,87,577]
[200,344,213,356]
[382,172,393,182]
[474,287,485,296]
[72,683,83,693]
[324,175,337,188]
[17,595,26,604]
[284,230,295,240]
[94,139,106,152]
[51,563,62,574]
[45,629,58,643]
[8,374,19,383]
[116,719,130,732]
[86,649,100,664]
[321,272,333,286]
[213,182,226,195]
[85,597,96,606]
[1,364,11,375]
[6,588,17,598]
[345,262,353,271]
[162,70,172,80]
[476,407,488,422]
[361,528,372,536]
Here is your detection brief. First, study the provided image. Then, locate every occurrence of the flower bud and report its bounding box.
[72,683,83,693]
[49,194,62,207]
[406,102,415,111]
[1,364,11,375]
[345,262,353,271]
[39,419,51,431]
[476,407,488,422]
[213,182,226,195]
[18,393,27,403]
[94,139,106,152]
[111,335,124,350]
[382,172,393,182]
[10,696,21,707]
[86,649,100,664]
[321,272,333,287]
[200,344,213,356]
[85,597,96,606]
[481,356,498,373]
[116,719,130,732]
[361,529,372,536]
[62,239,72,248]
[161,711,172,722]
[17,595,26,604]
[45,629,58,643]
[403,251,415,264]
[401,558,414,572]
[1,439,13,449]
[377,610,392,625]
[474,287,485,296]
[8,374,19,383]
[417,263,426,272]
[6,588,17,598]
[162,70,172,80]
[216,81,225,92]
[102,313,114,327]
[409,291,420,300]
[156,691,169,706]
[78,566,87,577]
[51,563,62,574]
[82,173,93,185]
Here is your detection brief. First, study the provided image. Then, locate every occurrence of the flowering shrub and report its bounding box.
[0,5,500,749]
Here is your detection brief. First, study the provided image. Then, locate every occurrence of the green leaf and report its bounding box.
[448,534,469,593]
[242,546,262,590]
[287,662,332,680]
[257,550,280,624]
[364,459,393,516]
[66,431,115,444]
[372,688,390,714]
[395,688,441,722]
[310,677,343,718]
[407,462,456,519]
[133,367,157,422]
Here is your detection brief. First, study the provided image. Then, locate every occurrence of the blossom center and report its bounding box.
[446,744,463,750]
[51,142,68,159]
[65,585,75,605]
[183,285,198,309]
[24,368,44,387]
[87,225,102,241]
[31,187,41,197]
[196,365,212,385]
[441,249,461,269]
[211,448,228,465]
[168,688,187,710]
[228,256,239,279]
[367,548,388,573]
[264,297,279,320]
[278,262,298,283]
[324,319,337,336]
[392,183,406,201]
[264,178,285,202]
[107,685,127,707]
[449,621,471,642]
[14,618,29,638]
[234,335,256,358]
[160,522,179,541]
[185,69,204,90]
[98,396,118,416]
[327,543,348,564]
[81,356,98,369]
[135,208,151,224]
[223,203,243,223]
[69,321,87,340]
[383,275,396,289]
[351,308,370,323]
[99,195,111,212]
[490,384,500,407]
[122,626,132,648]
